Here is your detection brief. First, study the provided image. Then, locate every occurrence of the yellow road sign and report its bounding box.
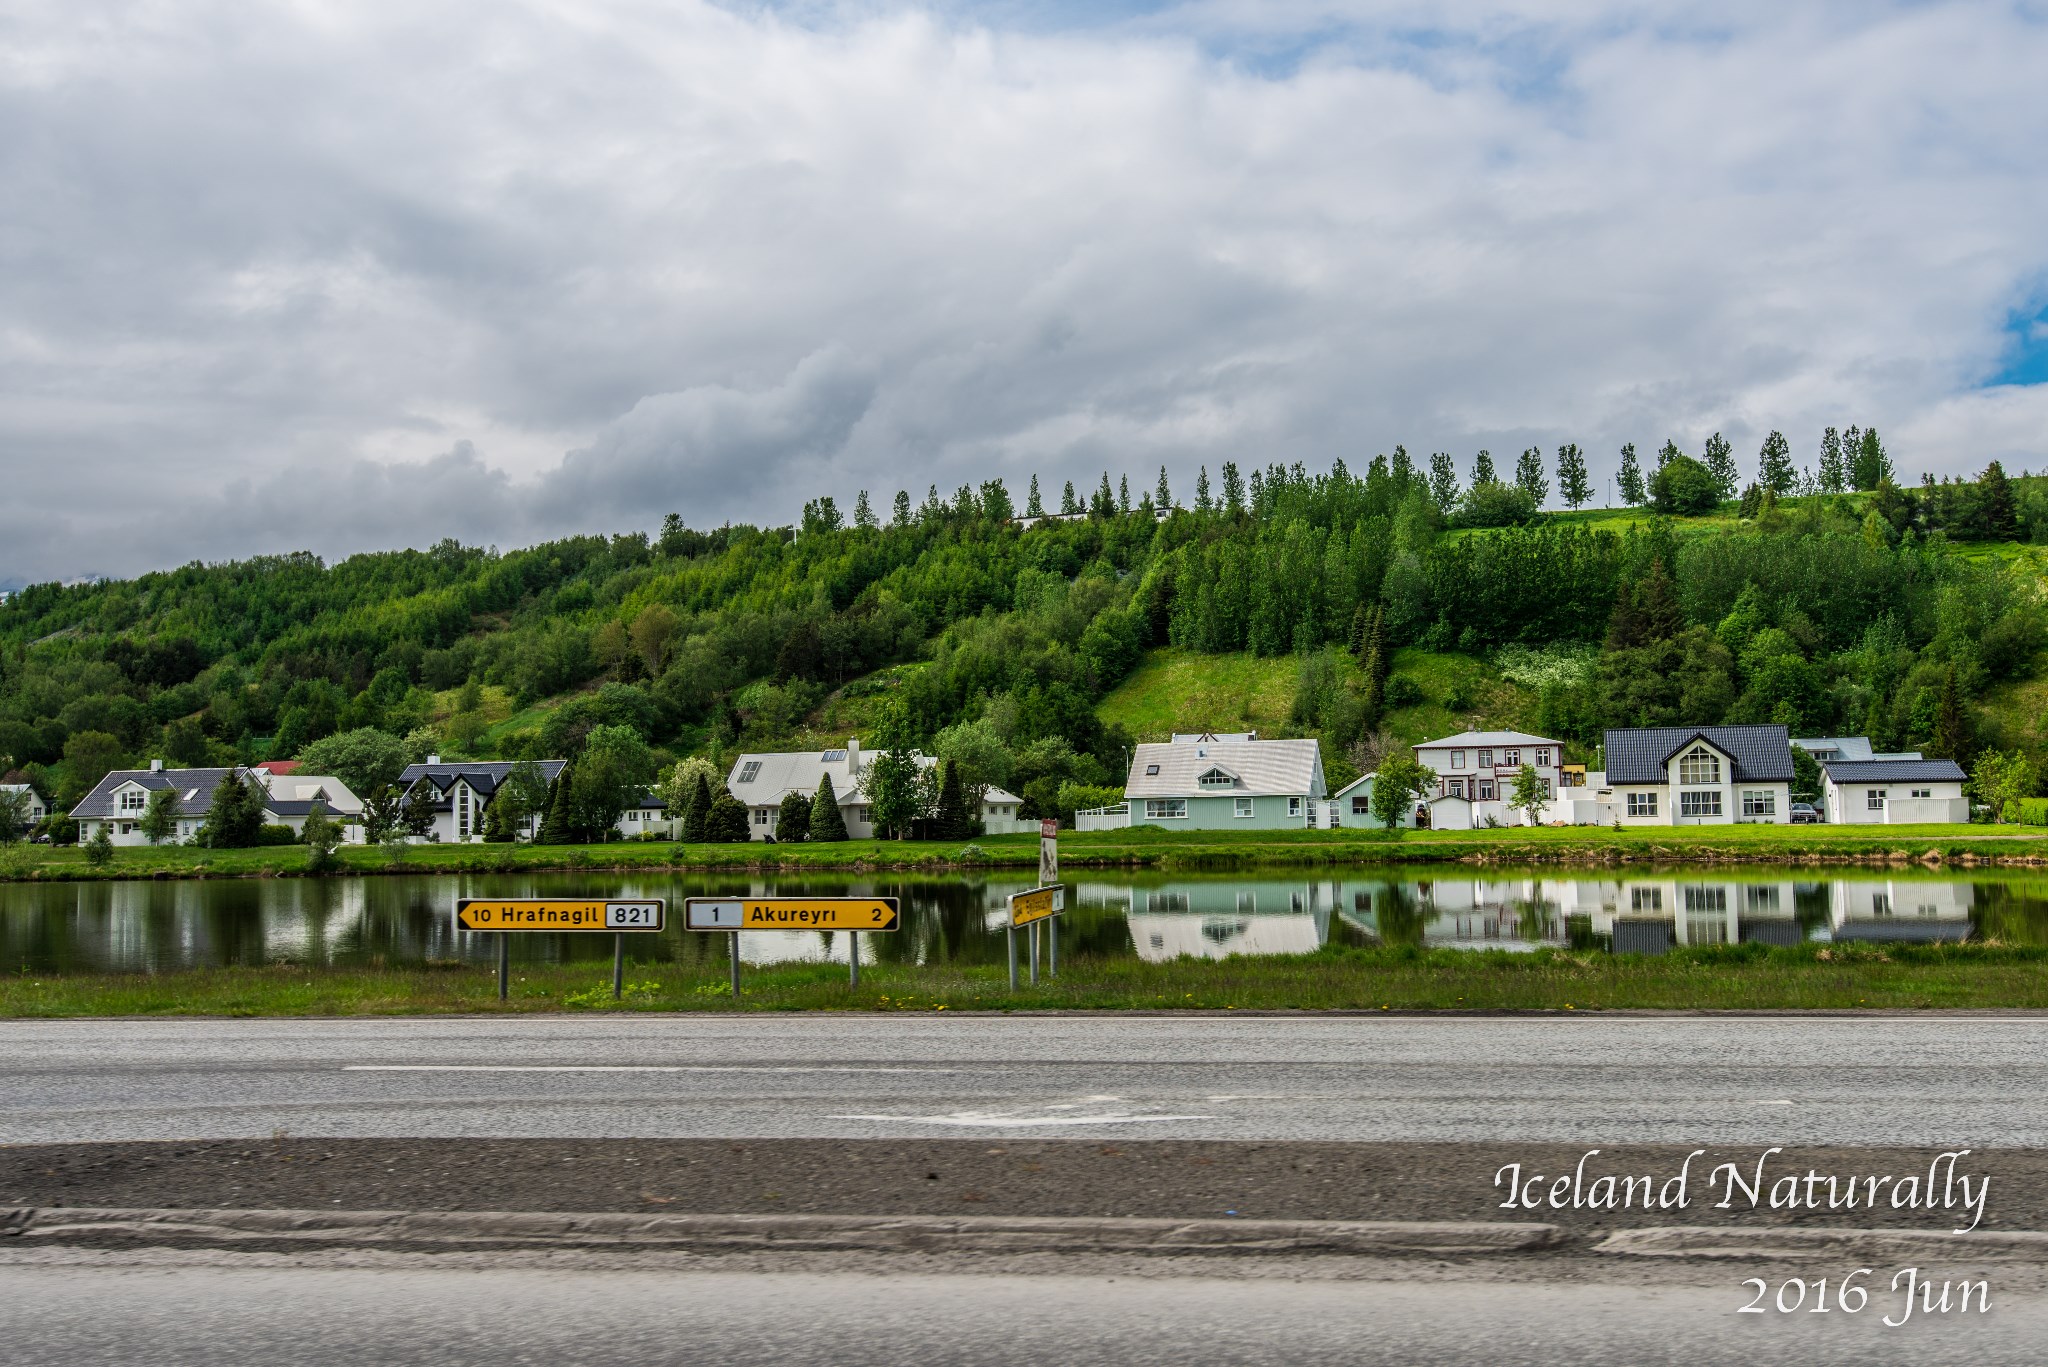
[1009,885,1065,928]
[684,897,900,931]
[454,899,665,931]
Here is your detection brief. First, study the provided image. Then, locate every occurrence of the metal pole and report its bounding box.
[1049,917,1058,977]
[496,932,509,1002]
[612,932,624,1000]
[1029,921,1039,986]
[849,931,860,989]
[729,930,742,999]
[1007,925,1018,991]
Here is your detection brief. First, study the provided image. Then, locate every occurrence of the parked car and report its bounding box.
[1789,803,1820,824]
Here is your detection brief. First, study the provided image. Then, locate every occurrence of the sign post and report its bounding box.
[685,897,901,997]
[453,899,667,1002]
[1006,884,1065,989]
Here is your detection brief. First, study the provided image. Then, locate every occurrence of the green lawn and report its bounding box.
[1095,648,1309,741]
[7,940,2047,1017]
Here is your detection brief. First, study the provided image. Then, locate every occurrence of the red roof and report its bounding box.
[254,760,302,775]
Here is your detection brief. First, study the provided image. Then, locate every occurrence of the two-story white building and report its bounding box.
[724,739,1029,840]
[72,762,368,845]
[1821,758,1969,825]
[1,783,47,830]
[1604,725,1795,826]
[1411,730,1566,829]
[396,758,567,843]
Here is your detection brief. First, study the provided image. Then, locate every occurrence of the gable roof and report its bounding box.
[1125,738,1324,798]
[1821,758,1968,784]
[69,767,252,820]
[1414,730,1561,750]
[398,760,567,810]
[1793,736,1923,763]
[725,745,1020,807]
[1604,725,1795,785]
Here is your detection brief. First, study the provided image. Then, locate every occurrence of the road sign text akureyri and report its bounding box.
[684,898,900,931]
[454,899,665,932]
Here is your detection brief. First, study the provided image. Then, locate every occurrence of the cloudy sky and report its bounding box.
[3,0,2046,584]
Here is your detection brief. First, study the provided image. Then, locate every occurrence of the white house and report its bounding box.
[396,758,567,843]
[1604,725,1795,826]
[1329,773,1417,828]
[1,783,47,829]
[1821,758,1969,825]
[723,739,1028,840]
[71,762,367,846]
[1411,731,1566,828]
[616,792,669,838]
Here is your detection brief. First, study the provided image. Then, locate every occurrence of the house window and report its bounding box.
[1147,892,1190,911]
[1503,749,1520,767]
[1745,885,1781,911]
[1679,791,1722,818]
[1741,791,1776,817]
[738,761,762,783]
[1630,887,1663,911]
[1447,778,1465,798]
[1145,799,1188,819]
[1871,893,1891,916]
[120,791,146,812]
[1450,750,1466,769]
[1684,886,1728,912]
[1477,749,1492,768]
[1678,748,1721,784]
[1477,781,1495,800]
[1535,749,1549,766]
[1237,892,1257,912]
[1145,764,1160,776]
[626,811,638,823]
[754,809,770,825]
[1287,797,1302,817]
[1351,795,1371,815]
[1234,797,1254,818]
[1867,790,1886,810]
[1626,792,1658,817]
[856,807,872,822]
[1910,788,1932,799]
[456,788,470,839]
[1198,769,1234,788]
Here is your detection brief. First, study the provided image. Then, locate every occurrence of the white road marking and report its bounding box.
[1753,1099,1796,1105]
[343,1065,958,1074]
[827,1110,1215,1127]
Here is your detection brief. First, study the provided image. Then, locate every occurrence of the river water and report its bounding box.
[5,868,2045,974]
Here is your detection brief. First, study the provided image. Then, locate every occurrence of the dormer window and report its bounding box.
[119,790,147,811]
[1678,747,1721,784]
[1197,768,1235,788]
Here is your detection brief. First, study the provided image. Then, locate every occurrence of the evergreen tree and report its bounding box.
[1427,452,1460,511]
[1851,428,1893,491]
[141,785,183,845]
[891,489,912,525]
[1616,442,1645,505]
[1757,430,1795,494]
[1818,427,1846,493]
[85,821,114,866]
[1514,446,1549,507]
[1194,466,1213,512]
[1118,474,1131,514]
[707,791,751,842]
[1025,475,1044,518]
[681,770,713,842]
[933,760,973,839]
[1701,432,1737,498]
[809,774,848,841]
[1555,444,1590,509]
[1359,605,1389,722]
[1348,603,1370,659]
[301,801,342,872]
[1981,461,2018,539]
[538,763,575,843]
[1933,666,1969,761]
[201,771,264,849]
[482,793,513,842]
[775,788,811,841]
[853,489,876,529]
[1060,480,1079,515]
[1391,445,1414,485]
[1472,449,1496,486]
[1221,462,1245,514]
[1090,473,1114,517]
[979,478,1014,521]
[1155,465,1172,508]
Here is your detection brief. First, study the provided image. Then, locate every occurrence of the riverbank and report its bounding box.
[5,823,2048,883]
[6,941,2046,1016]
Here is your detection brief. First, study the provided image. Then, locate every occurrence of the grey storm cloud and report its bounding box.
[2,0,2047,583]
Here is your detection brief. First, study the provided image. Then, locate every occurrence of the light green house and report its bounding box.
[1122,732,1328,830]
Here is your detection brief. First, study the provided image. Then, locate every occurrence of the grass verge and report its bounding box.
[6,941,2046,1016]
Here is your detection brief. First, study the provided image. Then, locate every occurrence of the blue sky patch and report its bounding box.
[1991,302,2048,387]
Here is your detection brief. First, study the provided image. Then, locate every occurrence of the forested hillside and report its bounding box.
[2,451,2044,823]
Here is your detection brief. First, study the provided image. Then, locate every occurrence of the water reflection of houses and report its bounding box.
[1117,880,1332,961]
[1829,880,1975,941]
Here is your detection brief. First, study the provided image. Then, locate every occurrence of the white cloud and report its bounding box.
[1,0,2045,581]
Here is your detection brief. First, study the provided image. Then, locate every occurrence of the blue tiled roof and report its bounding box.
[1604,726,1795,785]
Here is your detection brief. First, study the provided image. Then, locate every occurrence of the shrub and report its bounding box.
[1453,481,1540,528]
[256,823,300,847]
[1650,453,1722,515]
[1384,676,1425,709]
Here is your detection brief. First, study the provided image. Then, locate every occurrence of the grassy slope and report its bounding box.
[7,941,2047,1016]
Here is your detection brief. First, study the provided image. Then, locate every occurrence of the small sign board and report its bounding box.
[454,898,665,932]
[1039,818,1059,885]
[684,897,901,932]
[1008,884,1065,928]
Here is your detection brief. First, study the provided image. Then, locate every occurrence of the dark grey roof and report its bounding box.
[398,760,566,808]
[1821,759,1968,784]
[69,767,252,820]
[1603,726,1795,786]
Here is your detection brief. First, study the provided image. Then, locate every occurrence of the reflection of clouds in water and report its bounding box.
[737,930,867,966]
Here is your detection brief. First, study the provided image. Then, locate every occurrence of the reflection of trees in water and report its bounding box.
[1374,884,1429,948]
[1794,882,1833,937]
[1511,898,1558,945]
[1971,883,2048,945]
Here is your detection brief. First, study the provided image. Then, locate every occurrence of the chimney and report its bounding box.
[427,754,441,766]
[150,759,164,773]
[845,738,860,774]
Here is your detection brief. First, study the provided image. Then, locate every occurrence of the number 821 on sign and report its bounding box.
[454,899,666,931]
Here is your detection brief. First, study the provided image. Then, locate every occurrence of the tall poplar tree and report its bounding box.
[1818,428,1845,493]
[1060,480,1079,515]
[1155,465,1172,509]
[1194,466,1213,512]
[1702,432,1738,498]
[1616,443,1646,505]
[1514,446,1548,507]
[1221,462,1244,515]
[1757,431,1795,494]
[1851,429,1893,490]
[892,490,912,525]
[1472,449,1496,486]
[1555,444,1590,509]
[1427,452,1460,511]
[1118,474,1132,514]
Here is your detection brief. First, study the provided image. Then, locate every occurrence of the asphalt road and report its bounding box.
[1,1256,2038,1367]
[6,1014,2047,1146]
